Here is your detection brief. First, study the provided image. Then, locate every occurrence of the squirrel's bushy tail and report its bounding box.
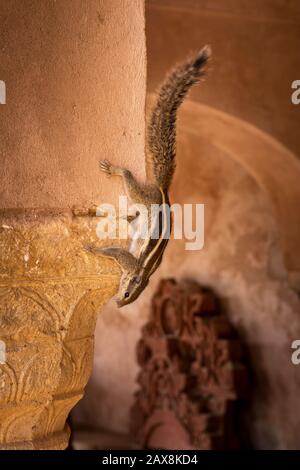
[148,46,211,191]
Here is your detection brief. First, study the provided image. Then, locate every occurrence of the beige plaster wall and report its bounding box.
[0,0,146,449]
[0,0,146,209]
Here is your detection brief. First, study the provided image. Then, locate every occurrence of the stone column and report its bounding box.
[0,0,146,449]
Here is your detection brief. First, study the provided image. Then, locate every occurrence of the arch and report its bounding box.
[148,95,300,272]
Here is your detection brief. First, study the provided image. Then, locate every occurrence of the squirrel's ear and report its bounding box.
[133,275,141,284]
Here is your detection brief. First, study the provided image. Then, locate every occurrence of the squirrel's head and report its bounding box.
[116,270,148,307]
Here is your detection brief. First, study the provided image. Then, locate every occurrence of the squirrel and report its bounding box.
[85,46,211,307]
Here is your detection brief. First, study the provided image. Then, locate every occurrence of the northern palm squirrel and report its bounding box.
[85,46,211,307]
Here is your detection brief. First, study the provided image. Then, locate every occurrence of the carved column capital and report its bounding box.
[0,211,119,449]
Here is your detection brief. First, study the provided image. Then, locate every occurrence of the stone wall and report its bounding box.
[146,0,300,157]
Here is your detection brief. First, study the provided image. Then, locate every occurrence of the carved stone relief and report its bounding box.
[0,211,120,449]
[130,279,248,450]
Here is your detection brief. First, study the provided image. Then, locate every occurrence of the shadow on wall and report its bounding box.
[72,101,300,450]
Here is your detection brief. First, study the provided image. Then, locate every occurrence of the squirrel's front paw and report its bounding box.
[83,244,96,254]
[99,159,113,177]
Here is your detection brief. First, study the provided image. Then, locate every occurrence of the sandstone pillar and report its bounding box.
[0,0,146,449]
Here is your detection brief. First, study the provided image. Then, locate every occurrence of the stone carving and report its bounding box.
[0,210,120,449]
[130,279,248,450]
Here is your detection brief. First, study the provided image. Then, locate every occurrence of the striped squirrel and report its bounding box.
[85,46,210,307]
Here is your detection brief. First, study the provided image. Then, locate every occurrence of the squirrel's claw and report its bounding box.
[99,159,112,176]
[83,244,96,253]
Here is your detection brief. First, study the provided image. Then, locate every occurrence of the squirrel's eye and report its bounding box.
[124,292,130,298]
